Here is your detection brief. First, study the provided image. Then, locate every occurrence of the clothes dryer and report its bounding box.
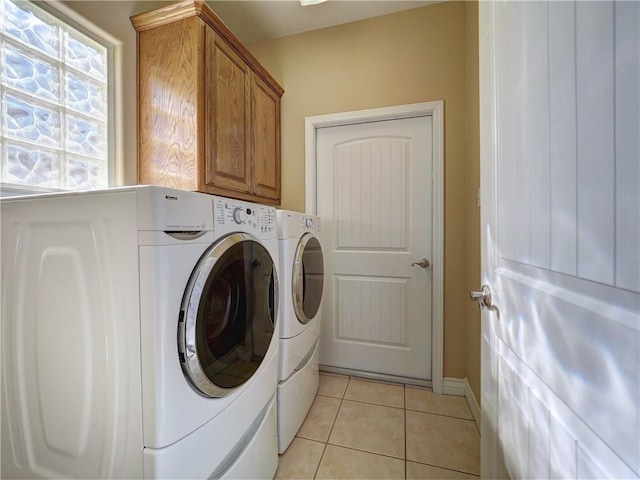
[1,186,279,479]
[275,210,324,453]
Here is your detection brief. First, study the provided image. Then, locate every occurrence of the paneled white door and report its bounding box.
[480,1,639,478]
[316,116,433,380]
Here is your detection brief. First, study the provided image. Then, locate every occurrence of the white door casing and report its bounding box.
[306,102,444,391]
[480,2,639,478]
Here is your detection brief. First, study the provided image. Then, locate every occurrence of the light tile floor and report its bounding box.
[276,374,480,480]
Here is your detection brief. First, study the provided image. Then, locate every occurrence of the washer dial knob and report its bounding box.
[304,218,314,229]
[233,207,246,224]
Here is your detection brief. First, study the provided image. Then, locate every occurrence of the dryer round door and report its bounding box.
[292,233,324,324]
[178,232,278,398]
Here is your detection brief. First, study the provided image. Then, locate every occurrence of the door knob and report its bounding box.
[469,285,492,309]
[411,258,430,268]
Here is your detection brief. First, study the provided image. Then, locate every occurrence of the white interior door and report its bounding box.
[479,1,639,478]
[316,115,433,380]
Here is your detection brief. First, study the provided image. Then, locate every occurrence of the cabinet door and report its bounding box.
[205,28,251,194]
[251,74,281,201]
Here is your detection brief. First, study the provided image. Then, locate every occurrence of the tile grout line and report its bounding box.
[406,458,481,479]
[312,442,328,480]
[318,443,409,463]
[330,393,472,420]
[403,383,408,480]
[341,398,406,411]
[312,375,350,479]
[463,395,481,436]
[405,408,477,422]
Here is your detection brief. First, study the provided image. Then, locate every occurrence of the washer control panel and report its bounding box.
[213,196,276,239]
[301,215,320,236]
[276,210,321,239]
[303,216,314,230]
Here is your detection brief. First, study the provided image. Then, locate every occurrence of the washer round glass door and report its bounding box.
[293,233,324,324]
[179,232,278,398]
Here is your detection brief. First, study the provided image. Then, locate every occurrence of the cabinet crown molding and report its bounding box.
[131,0,283,96]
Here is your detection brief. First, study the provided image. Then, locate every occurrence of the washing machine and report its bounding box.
[1,186,279,479]
[275,210,324,453]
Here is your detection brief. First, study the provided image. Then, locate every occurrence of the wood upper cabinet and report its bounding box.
[131,0,283,204]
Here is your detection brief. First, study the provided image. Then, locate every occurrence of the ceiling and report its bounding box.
[207,0,438,44]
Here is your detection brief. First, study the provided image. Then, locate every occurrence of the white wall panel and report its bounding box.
[577,446,607,480]
[497,0,636,291]
[576,2,615,285]
[527,391,551,479]
[526,1,551,270]
[549,416,577,479]
[390,141,407,249]
[335,275,406,346]
[498,358,529,478]
[549,1,578,277]
[497,1,530,264]
[335,139,408,250]
[379,143,392,248]
[497,338,635,479]
[370,142,382,247]
[615,2,640,293]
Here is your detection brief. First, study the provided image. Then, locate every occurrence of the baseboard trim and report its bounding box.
[319,365,432,388]
[464,379,481,431]
[443,377,466,396]
[444,377,481,431]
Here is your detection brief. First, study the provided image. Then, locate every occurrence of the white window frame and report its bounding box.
[0,0,121,196]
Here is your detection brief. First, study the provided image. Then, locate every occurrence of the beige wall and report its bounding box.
[250,1,479,385]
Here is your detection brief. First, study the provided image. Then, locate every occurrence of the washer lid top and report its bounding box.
[293,233,324,324]
[178,232,278,397]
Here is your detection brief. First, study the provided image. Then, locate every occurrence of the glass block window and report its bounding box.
[1,0,109,190]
